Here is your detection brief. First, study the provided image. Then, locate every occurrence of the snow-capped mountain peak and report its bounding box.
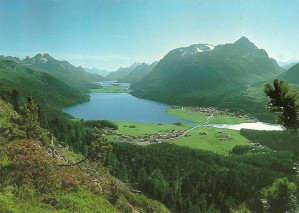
[180,44,214,57]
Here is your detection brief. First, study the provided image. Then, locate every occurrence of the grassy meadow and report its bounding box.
[113,121,192,136]
[167,126,250,155]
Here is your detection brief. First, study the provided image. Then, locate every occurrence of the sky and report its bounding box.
[0,0,298,71]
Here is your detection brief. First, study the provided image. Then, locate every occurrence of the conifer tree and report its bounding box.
[19,96,42,139]
[264,79,299,131]
[261,178,298,213]
[10,89,19,111]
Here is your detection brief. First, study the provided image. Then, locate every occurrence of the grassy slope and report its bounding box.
[0,187,118,213]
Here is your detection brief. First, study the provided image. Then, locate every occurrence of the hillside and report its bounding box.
[0,59,88,111]
[131,37,284,121]
[20,53,105,92]
[0,98,169,213]
[279,63,299,84]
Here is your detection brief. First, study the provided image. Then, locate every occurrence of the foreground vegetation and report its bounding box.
[108,139,298,213]
[0,99,169,212]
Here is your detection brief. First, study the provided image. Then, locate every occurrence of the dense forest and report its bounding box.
[107,131,298,212]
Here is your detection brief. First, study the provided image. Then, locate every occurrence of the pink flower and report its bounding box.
[65,177,70,184]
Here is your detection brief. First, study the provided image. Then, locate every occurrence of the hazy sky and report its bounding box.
[0,0,298,70]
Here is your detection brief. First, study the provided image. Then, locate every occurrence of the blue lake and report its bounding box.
[64,93,283,130]
[64,93,190,123]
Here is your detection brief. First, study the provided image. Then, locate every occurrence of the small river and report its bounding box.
[64,93,282,131]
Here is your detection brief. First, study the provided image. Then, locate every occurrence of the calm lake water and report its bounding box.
[64,93,282,130]
[64,93,190,123]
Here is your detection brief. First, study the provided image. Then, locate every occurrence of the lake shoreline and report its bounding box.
[64,92,282,131]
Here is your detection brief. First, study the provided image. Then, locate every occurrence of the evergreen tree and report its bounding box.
[264,79,299,131]
[10,89,19,111]
[87,137,112,164]
[19,96,42,139]
[261,178,298,213]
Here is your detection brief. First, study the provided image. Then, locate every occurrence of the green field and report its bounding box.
[167,126,250,155]
[109,119,252,155]
[91,86,131,93]
[166,107,254,124]
[113,121,192,136]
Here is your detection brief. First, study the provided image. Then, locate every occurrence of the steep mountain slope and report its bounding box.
[131,37,284,119]
[105,63,141,81]
[119,61,158,83]
[0,59,88,110]
[279,63,299,84]
[20,53,105,91]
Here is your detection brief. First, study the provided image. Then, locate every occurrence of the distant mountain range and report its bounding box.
[131,37,285,120]
[84,67,111,77]
[118,62,158,83]
[105,63,142,81]
[278,58,299,69]
[105,62,158,83]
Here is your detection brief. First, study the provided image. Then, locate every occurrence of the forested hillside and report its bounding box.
[0,58,88,110]
[0,96,169,212]
[132,37,285,121]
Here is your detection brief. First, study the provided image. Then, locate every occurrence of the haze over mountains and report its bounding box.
[279,63,299,84]
[105,62,158,83]
[84,67,111,77]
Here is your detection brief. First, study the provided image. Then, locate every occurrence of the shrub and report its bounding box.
[231,145,251,155]
[1,139,62,193]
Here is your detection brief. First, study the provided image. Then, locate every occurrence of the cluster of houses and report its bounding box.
[172,105,254,120]
[110,129,188,144]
